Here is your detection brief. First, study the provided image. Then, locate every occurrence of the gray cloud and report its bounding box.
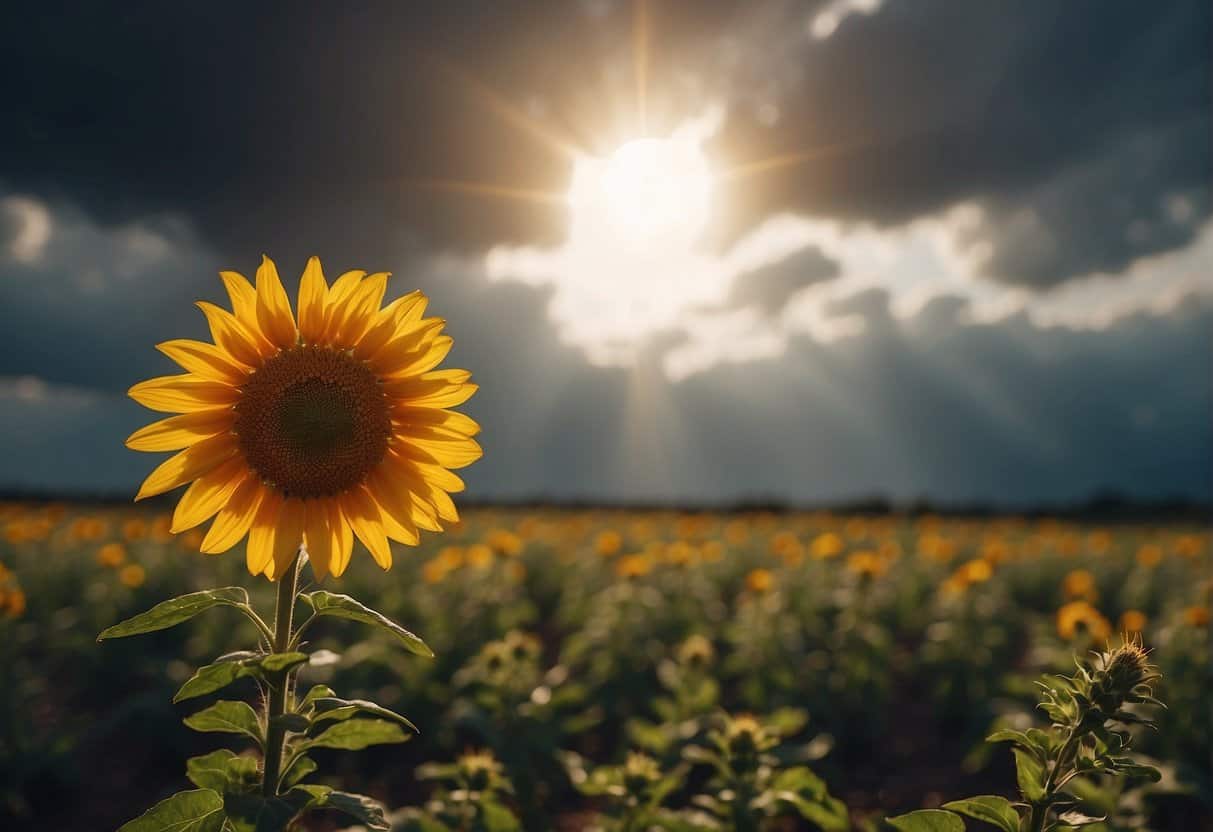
[728,244,839,314]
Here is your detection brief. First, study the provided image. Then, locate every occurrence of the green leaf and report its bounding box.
[301,718,410,751]
[117,788,225,832]
[300,591,434,657]
[1056,809,1106,827]
[175,662,255,703]
[311,697,419,733]
[99,588,250,640]
[312,790,391,831]
[259,651,309,673]
[222,790,318,832]
[183,701,263,746]
[280,755,317,789]
[185,749,259,793]
[942,796,1021,832]
[1013,747,1048,803]
[479,798,522,832]
[299,684,336,710]
[886,810,965,832]
[271,712,311,732]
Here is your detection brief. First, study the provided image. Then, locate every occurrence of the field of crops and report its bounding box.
[1,501,1208,831]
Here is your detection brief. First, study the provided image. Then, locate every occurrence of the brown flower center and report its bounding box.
[234,346,390,498]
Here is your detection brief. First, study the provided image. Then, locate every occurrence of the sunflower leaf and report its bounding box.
[299,591,433,657]
[185,749,260,794]
[885,809,966,832]
[310,697,419,733]
[98,588,250,641]
[117,788,225,832]
[299,718,411,751]
[183,700,264,747]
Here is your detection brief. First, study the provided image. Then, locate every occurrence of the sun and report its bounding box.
[568,134,713,247]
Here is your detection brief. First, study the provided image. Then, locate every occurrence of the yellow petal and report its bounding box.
[321,269,366,341]
[353,291,423,360]
[382,336,453,380]
[171,457,248,533]
[265,498,306,580]
[129,374,240,414]
[197,300,273,366]
[126,411,234,452]
[398,434,483,469]
[330,272,387,346]
[201,478,266,554]
[370,318,445,375]
[135,435,239,501]
[255,255,298,349]
[156,339,249,385]
[392,406,480,437]
[365,468,422,544]
[340,487,392,569]
[219,270,259,323]
[297,256,329,345]
[374,455,446,528]
[330,501,355,577]
[302,498,334,580]
[246,491,284,575]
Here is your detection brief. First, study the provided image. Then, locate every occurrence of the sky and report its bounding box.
[0,0,1209,506]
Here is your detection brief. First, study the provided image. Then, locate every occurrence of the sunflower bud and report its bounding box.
[1089,639,1158,717]
[622,752,661,795]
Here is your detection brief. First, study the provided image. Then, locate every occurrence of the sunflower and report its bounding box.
[126,256,481,580]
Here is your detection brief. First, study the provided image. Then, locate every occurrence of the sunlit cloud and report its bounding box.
[0,195,52,264]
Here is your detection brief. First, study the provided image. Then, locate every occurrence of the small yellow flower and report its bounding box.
[421,557,448,584]
[1135,543,1163,568]
[5,588,26,618]
[119,563,147,588]
[486,529,522,557]
[745,568,773,593]
[466,543,494,570]
[1182,606,1210,627]
[1057,600,1112,642]
[122,517,148,541]
[615,554,653,579]
[595,530,623,557]
[846,550,886,580]
[1062,569,1098,601]
[1118,609,1148,635]
[97,542,128,568]
[810,532,843,560]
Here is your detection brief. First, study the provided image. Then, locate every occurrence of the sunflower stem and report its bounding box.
[262,550,302,798]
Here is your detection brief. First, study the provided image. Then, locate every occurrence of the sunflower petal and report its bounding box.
[303,498,334,580]
[297,256,329,345]
[321,269,366,341]
[134,435,239,501]
[197,300,274,365]
[365,468,422,545]
[264,498,305,581]
[129,374,240,414]
[391,406,480,437]
[156,339,249,385]
[247,491,284,575]
[370,318,445,375]
[126,411,234,452]
[329,501,355,577]
[218,270,259,324]
[331,272,387,346]
[353,291,423,360]
[398,435,483,469]
[201,478,266,554]
[381,335,453,380]
[171,458,248,533]
[255,255,298,349]
[341,487,392,569]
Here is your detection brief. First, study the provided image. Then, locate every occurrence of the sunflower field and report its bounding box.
[1,502,1208,831]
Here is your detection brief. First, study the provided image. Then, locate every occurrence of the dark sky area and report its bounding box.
[0,0,1208,505]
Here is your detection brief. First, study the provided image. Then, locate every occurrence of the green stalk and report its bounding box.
[262,551,302,797]
[1029,726,1081,832]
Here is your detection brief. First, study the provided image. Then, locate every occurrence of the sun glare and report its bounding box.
[569,136,713,246]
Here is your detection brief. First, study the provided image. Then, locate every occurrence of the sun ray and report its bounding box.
[409,178,569,207]
[714,140,860,182]
[430,56,584,162]
[633,0,649,135]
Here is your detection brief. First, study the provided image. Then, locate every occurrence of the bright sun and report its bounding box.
[568,135,713,247]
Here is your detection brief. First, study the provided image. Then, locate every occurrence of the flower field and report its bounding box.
[1,501,1209,831]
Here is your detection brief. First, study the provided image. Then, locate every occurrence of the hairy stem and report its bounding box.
[1029,726,1081,832]
[262,551,302,797]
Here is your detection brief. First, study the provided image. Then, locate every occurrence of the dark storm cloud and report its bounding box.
[709,0,1210,285]
[2,1,1206,288]
[727,244,838,314]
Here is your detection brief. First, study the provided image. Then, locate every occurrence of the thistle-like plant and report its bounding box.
[99,553,433,832]
[564,750,688,832]
[388,749,520,832]
[888,639,1164,832]
[678,712,850,832]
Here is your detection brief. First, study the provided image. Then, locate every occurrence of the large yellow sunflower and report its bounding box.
[126,256,481,581]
